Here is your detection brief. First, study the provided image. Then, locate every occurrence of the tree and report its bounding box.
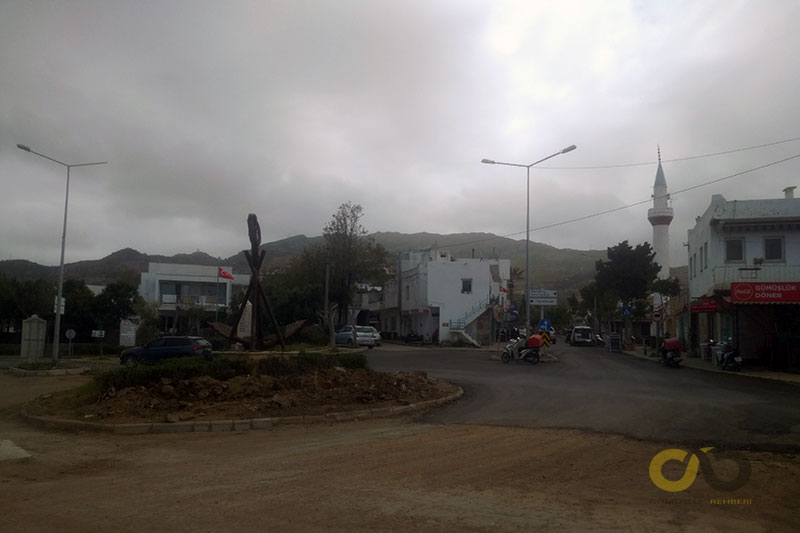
[595,241,660,306]
[61,279,96,342]
[323,202,389,325]
[651,277,682,299]
[0,276,54,328]
[579,281,618,334]
[93,282,141,332]
[133,299,161,345]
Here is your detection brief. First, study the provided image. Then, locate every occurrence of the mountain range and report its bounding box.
[0,232,609,296]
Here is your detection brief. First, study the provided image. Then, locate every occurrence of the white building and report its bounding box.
[138,263,250,330]
[374,249,511,345]
[686,187,800,370]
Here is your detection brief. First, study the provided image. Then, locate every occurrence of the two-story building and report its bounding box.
[373,249,511,345]
[138,263,250,332]
[687,187,800,370]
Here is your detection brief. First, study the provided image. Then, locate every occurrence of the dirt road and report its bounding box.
[1,373,799,532]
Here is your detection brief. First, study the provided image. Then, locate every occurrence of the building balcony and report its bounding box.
[709,264,800,290]
[158,294,224,311]
[648,206,674,226]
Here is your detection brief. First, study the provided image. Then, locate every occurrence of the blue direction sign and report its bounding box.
[538,318,552,332]
[621,305,633,317]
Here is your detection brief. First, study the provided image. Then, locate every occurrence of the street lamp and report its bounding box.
[481,144,577,335]
[17,144,107,365]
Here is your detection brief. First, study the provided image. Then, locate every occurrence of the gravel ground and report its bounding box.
[2,373,799,532]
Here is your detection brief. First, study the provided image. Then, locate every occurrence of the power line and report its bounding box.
[535,135,800,170]
[450,152,800,248]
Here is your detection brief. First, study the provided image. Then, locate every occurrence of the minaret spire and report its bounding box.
[648,146,672,280]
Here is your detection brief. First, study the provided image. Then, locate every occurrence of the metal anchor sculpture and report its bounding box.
[228,213,285,351]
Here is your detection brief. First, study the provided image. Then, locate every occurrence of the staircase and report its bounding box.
[448,298,489,347]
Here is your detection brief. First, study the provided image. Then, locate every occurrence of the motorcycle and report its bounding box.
[660,337,683,368]
[594,334,605,347]
[718,338,743,371]
[501,335,541,365]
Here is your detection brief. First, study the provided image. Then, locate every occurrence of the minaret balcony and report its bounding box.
[648,206,674,226]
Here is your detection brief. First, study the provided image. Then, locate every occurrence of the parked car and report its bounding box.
[568,326,594,346]
[334,325,376,348]
[120,336,213,366]
[364,326,382,346]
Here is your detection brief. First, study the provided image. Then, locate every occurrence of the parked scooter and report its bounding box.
[501,334,541,365]
[660,337,683,368]
[717,338,743,371]
[594,334,605,347]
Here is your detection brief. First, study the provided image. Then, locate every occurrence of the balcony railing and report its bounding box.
[159,295,223,308]
[711,264,800,288]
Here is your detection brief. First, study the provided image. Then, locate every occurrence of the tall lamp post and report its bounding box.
[17,144,107,365]
[481,144,577,335]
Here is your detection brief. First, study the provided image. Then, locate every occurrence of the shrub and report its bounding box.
[255,351,368,376]
[94,356,250,392]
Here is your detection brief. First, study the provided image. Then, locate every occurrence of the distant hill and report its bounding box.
[0,232,609,297]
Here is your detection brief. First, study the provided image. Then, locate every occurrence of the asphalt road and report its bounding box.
[369,342,800,451]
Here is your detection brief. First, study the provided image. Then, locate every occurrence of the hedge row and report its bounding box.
[93,351,369,391]
[0,343,125,357]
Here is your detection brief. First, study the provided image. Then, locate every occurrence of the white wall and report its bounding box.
[688,194,800,298]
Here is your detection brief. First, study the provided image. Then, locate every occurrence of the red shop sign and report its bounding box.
[730,282,800,303]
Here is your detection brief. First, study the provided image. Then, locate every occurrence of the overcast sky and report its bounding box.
[2,0,799,268]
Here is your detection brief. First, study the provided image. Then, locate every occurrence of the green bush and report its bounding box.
[0,343,125,357]
[91,350,369,392]
[256,351,368,376]
[94,356,251,391]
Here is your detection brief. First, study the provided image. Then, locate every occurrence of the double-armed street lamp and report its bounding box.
[481,144,577,335]
[17,144,107,365]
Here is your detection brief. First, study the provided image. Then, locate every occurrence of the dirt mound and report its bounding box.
[29,369,458,424]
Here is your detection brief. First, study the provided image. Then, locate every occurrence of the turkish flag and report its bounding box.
[499,285,508,293]
[218,267,235,280]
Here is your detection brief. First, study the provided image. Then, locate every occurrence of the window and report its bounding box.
[725,238,744,262]
[702,242,708,271]
[689,256,693,279]
[461,279,472,294]
[692,253,697,277]
[405,285,410,301]
[764,237,784,261]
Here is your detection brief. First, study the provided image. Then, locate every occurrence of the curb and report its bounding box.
[19,385,464,436]
[8,366,89,377]
[620,350,800,385]
[488,352,560,362]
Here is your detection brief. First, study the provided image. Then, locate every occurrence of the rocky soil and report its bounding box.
[26,368,458,424]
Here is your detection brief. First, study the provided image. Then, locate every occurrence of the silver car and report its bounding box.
[334,325,376,348]
[363,326,382,346]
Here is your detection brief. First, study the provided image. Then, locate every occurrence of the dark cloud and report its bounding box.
[2,0,798,268]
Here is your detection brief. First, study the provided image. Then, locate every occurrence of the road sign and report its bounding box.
[538,318,552,332]
[53,296,65,315]
[65,329,76,340]
[530,289,557,306]
[620,305,633,317]
[91,330,105,338]
[541,331,551,347]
